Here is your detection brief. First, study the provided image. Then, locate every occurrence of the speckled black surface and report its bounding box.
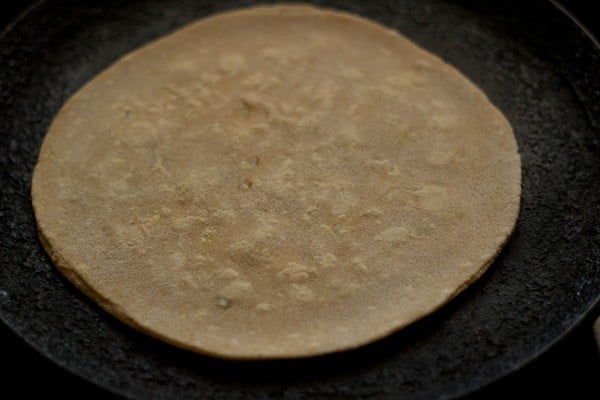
[0,0,599,399]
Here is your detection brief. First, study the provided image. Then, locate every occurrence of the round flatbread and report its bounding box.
[32,4,521,359]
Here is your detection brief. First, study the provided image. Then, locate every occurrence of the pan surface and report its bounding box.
[0,0,599,399]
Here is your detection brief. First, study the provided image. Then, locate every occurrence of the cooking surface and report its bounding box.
[0,0,593,400]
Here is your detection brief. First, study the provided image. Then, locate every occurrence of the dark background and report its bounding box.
[1,1,598,399]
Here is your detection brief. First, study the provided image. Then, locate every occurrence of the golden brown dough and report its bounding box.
[32,4,521,359]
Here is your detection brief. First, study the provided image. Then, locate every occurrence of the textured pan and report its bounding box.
[0,0,599,399]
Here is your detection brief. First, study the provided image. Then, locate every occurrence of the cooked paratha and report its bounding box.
[32,4,521,359]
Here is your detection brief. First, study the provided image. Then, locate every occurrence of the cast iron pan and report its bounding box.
[0,0,599,398]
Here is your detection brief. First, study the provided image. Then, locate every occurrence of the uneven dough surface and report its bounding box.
[32,5,521,359]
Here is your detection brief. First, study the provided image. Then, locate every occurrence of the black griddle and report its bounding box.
[0,1,599,399]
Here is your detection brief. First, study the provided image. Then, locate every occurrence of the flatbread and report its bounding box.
[31,4,521,359]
